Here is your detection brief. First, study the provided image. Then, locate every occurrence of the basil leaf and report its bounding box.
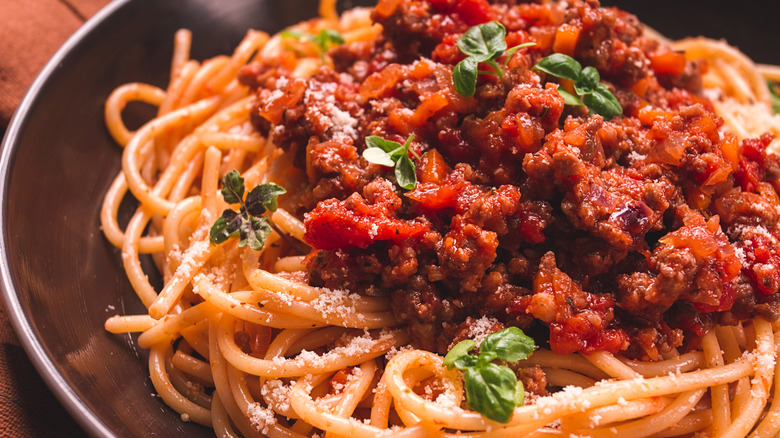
[395,154,417,190]
[515,380,525,406]
[443,339,476,369]
[364,134,419,190]
[388,146,409,162]
[453,57,479,97]
[280,29,306,40]
[245,182,286,216]
[557,87,583,106]
[317,29,345,49]
[365,136,403,153]
[479,327,536,362]
[454,354,479,369]
[220,170,245,204]
[574,66,600,95]
[210,209,241,245]
[239,216,272,251]
[534,53,582,82]
[477,350,498,367]
[583,84,623,119]
[281,28,343,58]
[363,147,395,167]
[464,364,518,423]
[457,21,506,62]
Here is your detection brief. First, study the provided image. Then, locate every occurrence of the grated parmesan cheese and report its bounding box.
[247,403,276,434]
[261,379,292,413]
[304,83,361,140]
[466,316,501,347]
[310,287,364,323]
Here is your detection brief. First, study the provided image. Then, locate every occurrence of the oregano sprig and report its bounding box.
[209,170,286,251]
[452,21,536,97]
[443,327,536,423]
[280,28,345,60]
[361,134,420,190]
[533,53,623,119]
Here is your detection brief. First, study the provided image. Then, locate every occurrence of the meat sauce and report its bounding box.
[238,0,780,362]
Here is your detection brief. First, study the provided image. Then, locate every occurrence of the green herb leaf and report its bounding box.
[454,354,480,369]
[210,209,241,245]
[442,327,536,424]
[315,29,345,52]
[443,339,476,369]
[574,66,600,95]
[770,82,780,114]
[365,136,402,153]
[362,147,396,167]
[395,154,417,190]
[479,327,536,363]
[280,28,344,59]
[239,216,272,251]
[583,84,623,120]
[245,182,287,216]
[515,380,526,406]
[452,22,536,97]
[533,54,622,119]
[557,87,583,106]
[533,53,582,82]
[464,363,519,423]
[453,57,479,97]
[457,21,507,62]
[220,170,245,204]
[477,350,498,367]
[280,29,306,40]
[209,170,286,251]
[362,134,420,190]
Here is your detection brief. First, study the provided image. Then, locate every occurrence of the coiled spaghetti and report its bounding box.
[102,1,780,436]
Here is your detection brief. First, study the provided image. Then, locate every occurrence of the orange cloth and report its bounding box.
[0,0,109,128]
[0,1,110,435]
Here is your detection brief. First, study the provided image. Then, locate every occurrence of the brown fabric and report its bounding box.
[0,344,85,437]
[0,0,110,128]
[1,1,110,435]
[66,0,114,19]
[0,302,18,347]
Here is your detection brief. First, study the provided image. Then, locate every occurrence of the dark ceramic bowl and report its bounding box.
[0,0,347,436]
[0,0,776,437]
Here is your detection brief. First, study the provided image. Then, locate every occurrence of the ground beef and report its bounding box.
[239,0,780,360]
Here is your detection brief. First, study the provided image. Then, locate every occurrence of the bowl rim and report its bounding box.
[0,0,131,436]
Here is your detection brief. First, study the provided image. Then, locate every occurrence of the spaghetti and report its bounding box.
[102,0,780,436]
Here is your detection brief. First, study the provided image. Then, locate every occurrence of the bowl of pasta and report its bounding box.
[2,0,780,437]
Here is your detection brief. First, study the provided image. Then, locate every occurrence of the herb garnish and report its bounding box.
[533,53,623,119]
[452,21,535,97]
[361,134,420,190]
[209,170,286,251]
[443,327,536,423]
[280,28,345,60]
[770,82,780,115]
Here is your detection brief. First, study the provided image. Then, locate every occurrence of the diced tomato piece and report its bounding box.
[453,0,493,25]
[406,181,462,211]
[552,23,580,56]
[304,195,429,250]
[418,149,450,184]
[648,50,687,76]
[375,0,401,17]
